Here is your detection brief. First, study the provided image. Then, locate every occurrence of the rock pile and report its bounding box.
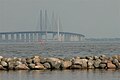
[0,55,120,70]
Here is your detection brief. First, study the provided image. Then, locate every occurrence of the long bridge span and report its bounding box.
[0,31,85,43]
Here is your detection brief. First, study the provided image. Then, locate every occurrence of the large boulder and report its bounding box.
[99,63,107,69]
[28,64,35,69]
[93,59,101,68]
[61,60,72,69]
[87,59,94,69]
[46,57,62,69]
[99,55,107,60]
[34,63,46,70]
[8,61,16,70]
[43,63,51,69]
[71,59,88,69]
[93,56,99,60]
[40,57,47,64]
[112,59,119,64]
[107,61,116,69]
[0,65,5,70]
[15,64,29,70]
[26,58,32,64]
[115,63,120,69]
[1,61,8,67]
[32,57,40,64]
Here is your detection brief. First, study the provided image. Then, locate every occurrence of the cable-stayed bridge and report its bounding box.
[0,10,85,43]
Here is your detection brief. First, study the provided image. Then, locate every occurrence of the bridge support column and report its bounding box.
[64,34,71,42]
[38,33,42,42]
[5,34,9,42]
[11,34,15,42]
[26,33,29,42]
[16,33,20,42]
[52,33,56,41]
[0,34,2,42]
[30,33,34,42]
[21,33,25,42]
[33,33,37,42]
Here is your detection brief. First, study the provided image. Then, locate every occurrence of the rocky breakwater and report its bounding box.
[0,55,120,70]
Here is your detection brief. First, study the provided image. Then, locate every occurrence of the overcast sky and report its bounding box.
[0,0,120,38]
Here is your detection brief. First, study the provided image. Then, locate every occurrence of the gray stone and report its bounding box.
[15,61,22,66]
[46,58,62,69]
[28,64,35,69]
[21,58,27,64]
[112,59,119,64]
[8,61,15,70]
[99,63,107,69]
[93,56,99,60]
[43,63,51,69]
[87,60,94,69]
[99,55,107,60]
[1,61,8,67]
[72,59,88,69]
[40,57,47,63]
[93,59,101,68]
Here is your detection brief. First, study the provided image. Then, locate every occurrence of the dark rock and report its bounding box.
[115,63,120,69]
[28,64,35,69]
[99,63,107,69]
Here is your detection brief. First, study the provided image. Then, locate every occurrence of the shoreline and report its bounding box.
[0,55,120,70]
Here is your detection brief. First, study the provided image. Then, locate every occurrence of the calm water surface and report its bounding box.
[0,70,120,80]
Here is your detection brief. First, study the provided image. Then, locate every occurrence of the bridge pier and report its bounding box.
[5,34,9,42]
[38,33,42,41]
[16,33,20,42]
[10,34,15,42]
[26,33,29,42]
[0,34,2,42]
[21,33,25,42]
[30,33,34,42]
[64,34,71,42]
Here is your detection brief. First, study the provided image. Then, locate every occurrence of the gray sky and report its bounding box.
[0,0,120,38]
